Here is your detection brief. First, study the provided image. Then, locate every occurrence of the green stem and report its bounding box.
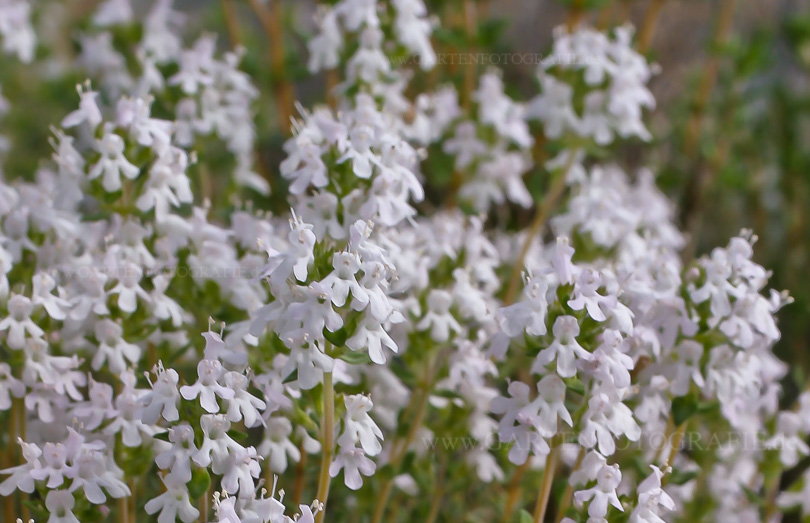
[314,371,335,523]
[504,149,578,305]
[370,347,445,523]
[555,447,586,522]
[533,443,560,523]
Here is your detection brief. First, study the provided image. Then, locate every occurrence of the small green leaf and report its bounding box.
[519,509,533,523]
[338,350,372,365]
[188,468,211,500]
[671,395,699,426]
[228,429,249,443]
[152,431,171,442]
[564,377,585,395]
[668,469,699,485]
[324,326,348,347]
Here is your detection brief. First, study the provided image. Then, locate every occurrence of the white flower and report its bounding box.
[31,272,69,320]
[444,121,487,170]
[308,8,342,72]
[259,417,301,473]
[0,439,41,495]
[67,446,130,504]
[0,0,35,62]
[346,315,399,364]
[0,362,24,410]
[498,274,551,338]
[92,319,141,374]
[140,364,180,425]
[193,414,241,469]
[337,394,384,456]
[574,463,624,519]
[116,95,173,148]
[261,214,316,289]
[320,252,364,307]
[213,492,240,523]
[155,423,198,483]
[569,450,607,487]
[764,412,810,467]
[578,390,640,456]
[31,442,69,488]
[201,329,248,369]
[416,290,462,342]
[474,73,532,148]
[222,371,266,428]
[45,489,80,523]
[568,269,611,322]
[281,134,328,194]
[145,473,200,523]
[490,377,572,465]
[329,446,376,490]
[391,0,436,69]
[0,294,44,350]
[108,261,150,313]
[587,330,634,389]
[778,469,810,516]
[105,374,161,446]
[89,126,140,192]
[62,83,102,129]
[180,359,235,413]
[630,465,674,523]
[217,445,261,498]
[532,315,591,378]
[71,377,115,430]
[667,340,704,397]
[93,0,133,26]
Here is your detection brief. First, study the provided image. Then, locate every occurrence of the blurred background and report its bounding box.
[1,0,809,393]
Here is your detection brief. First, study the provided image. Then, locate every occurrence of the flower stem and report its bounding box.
[663,422,687,472]
[119,496,129,523]
[566,0,586,30]
[461,0,478,111]
[636,0,667,53]
[504,149,578,305]
[128,480,136,522]
[533,443,560,523]
[370,480,395,523]
[4,399,20,522]
[370,348,445,523]
[247,0,295,134]
[198,483,210,522]
[220,0,241,48]
[425,462,447,523]
[291,443,307,506]
[680,0,737,259]
[554,447,586,522]
[314,371,335,523]
[501,461,530,523]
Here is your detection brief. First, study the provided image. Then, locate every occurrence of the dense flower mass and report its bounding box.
[0,1,805,522]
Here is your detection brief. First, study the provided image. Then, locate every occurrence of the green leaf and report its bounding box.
[188,468,211,500]
[228,429,249,443]
[324,326,348,347]
[668,469,699,485]
[564,377,585,395]
[519,509,533,523]
[338,350,372,365]
[671,395,699,426]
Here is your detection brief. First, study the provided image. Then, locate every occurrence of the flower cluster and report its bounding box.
[0,1,804,522]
